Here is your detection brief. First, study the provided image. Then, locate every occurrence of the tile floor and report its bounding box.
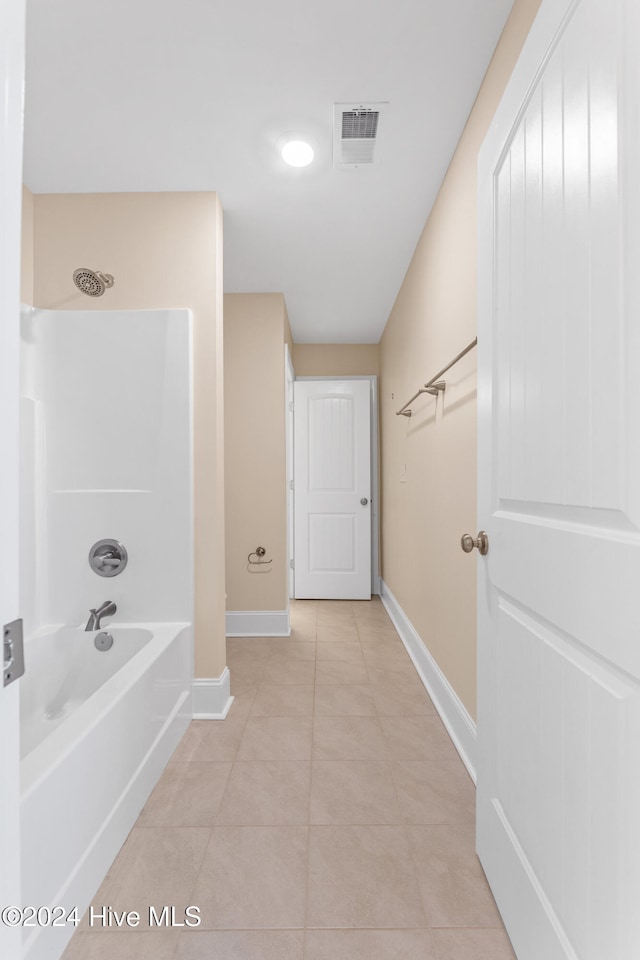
[63,598,516,960]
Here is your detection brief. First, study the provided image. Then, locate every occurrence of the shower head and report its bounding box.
[72,268,115,297]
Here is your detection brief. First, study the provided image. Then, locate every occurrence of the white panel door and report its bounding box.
[294,380,371,599]
[477,0,640,957]
[0,1,25,958]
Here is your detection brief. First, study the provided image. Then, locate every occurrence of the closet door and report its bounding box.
[294,379,371,600]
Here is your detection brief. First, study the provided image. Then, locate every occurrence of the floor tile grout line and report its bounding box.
[210,657,260,837]
[292,603,318,960]
[163,824,213,958]
[302,615,317,959]
[309,605,418,940]
[372,616,433,932]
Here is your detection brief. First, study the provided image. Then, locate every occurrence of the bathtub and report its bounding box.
[20,621,193,960]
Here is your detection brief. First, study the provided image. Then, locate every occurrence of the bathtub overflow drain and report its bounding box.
[95,631,114,652]
[44,705,66,721]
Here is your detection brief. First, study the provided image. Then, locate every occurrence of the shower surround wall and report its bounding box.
[20,306,193,629]
[21,189,228,712]
[19,305,194,960]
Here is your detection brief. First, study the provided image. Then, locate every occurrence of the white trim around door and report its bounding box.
[285,345,295,600]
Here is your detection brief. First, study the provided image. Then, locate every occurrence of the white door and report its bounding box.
[1,1,26,958]
[294,379,371,600]
[477,0,640,957]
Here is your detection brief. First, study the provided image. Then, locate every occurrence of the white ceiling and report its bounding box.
[23,0,514,343]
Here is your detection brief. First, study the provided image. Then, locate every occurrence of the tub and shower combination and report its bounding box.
[19,304,194,960]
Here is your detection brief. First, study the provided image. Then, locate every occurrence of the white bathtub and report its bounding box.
[20,622,193,960]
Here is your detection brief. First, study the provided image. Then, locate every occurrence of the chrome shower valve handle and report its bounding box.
[89,539,128,577]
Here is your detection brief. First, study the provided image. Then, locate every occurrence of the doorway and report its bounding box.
[292,376,379,600]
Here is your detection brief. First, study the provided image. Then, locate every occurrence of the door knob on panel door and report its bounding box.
[460,531,489,555]
[360,498,369,506]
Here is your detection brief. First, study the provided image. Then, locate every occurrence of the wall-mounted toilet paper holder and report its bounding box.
[248,546,272,566]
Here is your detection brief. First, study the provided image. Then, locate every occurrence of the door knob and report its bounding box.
[360,498,369,506]
[460,531,489,556]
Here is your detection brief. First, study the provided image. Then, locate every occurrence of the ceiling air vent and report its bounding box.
[333,102,387,166]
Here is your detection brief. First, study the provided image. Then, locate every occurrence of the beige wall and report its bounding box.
[29,191,226,678]
[293,343,379,377]
[224,293,290,612]
[21,185,34,304]
[379,0,541,720]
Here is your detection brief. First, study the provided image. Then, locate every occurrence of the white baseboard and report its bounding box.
[380,579,477,782]
[193,668,234,719]
[225,609,291,637]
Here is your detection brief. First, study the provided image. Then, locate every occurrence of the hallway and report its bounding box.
[63,600,515,959]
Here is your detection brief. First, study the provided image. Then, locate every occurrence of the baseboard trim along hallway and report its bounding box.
[380,579,477,782]
[193,668,234,719]
[225,609,291,637]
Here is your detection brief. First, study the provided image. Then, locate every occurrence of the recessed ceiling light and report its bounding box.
[281,140,314,167]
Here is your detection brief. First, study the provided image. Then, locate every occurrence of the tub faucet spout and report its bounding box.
[85,600,117,631]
